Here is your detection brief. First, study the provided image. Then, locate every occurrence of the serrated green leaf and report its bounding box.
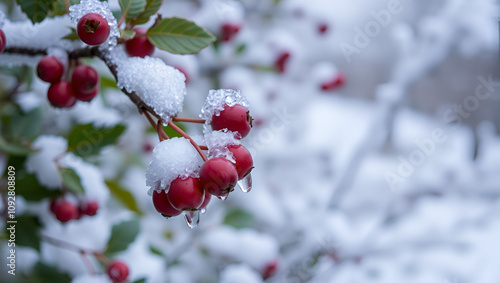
[18,174,60,201]
[0,137,35,156]
[147,17,216,54]
[20,262,72,283]
[120,0,146,20]
[133,0,162,24]
[105,218,140,256]
[120,29,136,39]
[62,28,80,40]
[106,180,143,215]
[59,167,85,194]
[16,0,51,23]
[223,208,254,229]
[10,107,43,141]
[16,215,41,251]
[67,123,126,157]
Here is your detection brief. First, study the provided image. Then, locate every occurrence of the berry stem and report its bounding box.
[171,117,206,124]
[144,111,168,141]
[117,15,125,27]
[168,120,208,162]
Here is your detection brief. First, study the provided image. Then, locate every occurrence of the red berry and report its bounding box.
[199,190,211,210]
[262,259,279,280]
[318,23,328,34]
[211,104,253,138]
[107,261,129,283]
[175,65,189,84]
[199,158,238,197]
[167,177,204,211]
[220,23,240,42]
[47,81,77,108]
[152,190,182,217]
[37,56,64,83]
[52,199,78,223]
[125,27,155,58]
[80,200,99,216]
[274,51,290,73]
[77,13,110,46]
[71,65,99,101]
[227,145,253,180]
[0,29,5,53]
[321,72,345,91]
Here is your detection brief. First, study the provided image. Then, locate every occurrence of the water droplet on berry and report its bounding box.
[200,208,207,214]
[184,210,200,229]
[217,193,229,201]
[237,173,252,193]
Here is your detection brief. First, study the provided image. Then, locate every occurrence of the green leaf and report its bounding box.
[67,123,126,157]
[147,121,185,138]
[147,17,216,54]
[10,107,43,141]
[18,174,60,201]
[223,208,254,229]
[120,0,146,20]
[106,180,143,215]
[0,137,35,156]
[20,262,72,283]
[16,0,52,23]
[120,29,136,40]
[149,244,164,256]
[134,0,162,24]
[59,167,85,194]
[235,43,246,54]
[105,218,140,256]
[132,278,147,283]
[50,0,79,17]
[62,28,80,40]
[16,215,41,251]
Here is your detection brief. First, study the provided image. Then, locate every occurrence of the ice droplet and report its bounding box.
[184,210,200,229]
[237,173,252,193]
[217,193,229,201]
[200,208,207,214]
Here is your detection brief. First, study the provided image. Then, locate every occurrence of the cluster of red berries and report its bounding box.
[37,56,99,108]
[107,260,129,283]
[0,28,5,54]
[49,197,99,223]
[152,103,254,218]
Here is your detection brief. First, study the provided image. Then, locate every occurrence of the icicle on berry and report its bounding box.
[237,173,252,193]
[184,210,201,229]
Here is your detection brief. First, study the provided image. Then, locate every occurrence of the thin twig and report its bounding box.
[168,121,207,162]
[171,117,206,124]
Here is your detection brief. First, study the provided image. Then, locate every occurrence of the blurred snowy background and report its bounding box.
[1,0,500,282]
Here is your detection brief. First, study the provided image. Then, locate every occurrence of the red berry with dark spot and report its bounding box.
[274,51,290,73]
[262,259,279,280]
[167,177,204,211]
[227,144,253,180]
[152,190,182,218]
[199,158,238,197]
[37,56,64,83]
[220,23,240,42]
[47,81,77,108]
[318,23,328,34]
[107,261,129,283]
[52,199,78,222]
[77,13,110,46]
[125,27,155,58]
[80,200,99,216]
[211,104,253,138]
[71,65,99,101]
[0,29,5,53]
[321,72,345,91]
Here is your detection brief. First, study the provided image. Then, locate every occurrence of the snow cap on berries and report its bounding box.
[145,137,204,194]
[204,130,240,161]
[113,51,187,122]
[200,89,249,131]
[69,0,119,47]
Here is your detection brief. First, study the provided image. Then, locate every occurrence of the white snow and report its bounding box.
[145,137,204,194]
[111,49,187,122]
[220,264,264,283]
[200,89,250,129]
[204,130,240,160]
[25,135,67,189]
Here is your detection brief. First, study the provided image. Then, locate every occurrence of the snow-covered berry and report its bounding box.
[211,104,253,138]
[77,13,110,45]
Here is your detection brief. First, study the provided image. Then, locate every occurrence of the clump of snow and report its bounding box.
[145,137,204,194]
[200,89,249,125]
[204,130,240,161]
[69,0,119,47]
[220,264,264,283]
[111,50,187,122]
[26,135,67,189]
[0,10,5,28]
